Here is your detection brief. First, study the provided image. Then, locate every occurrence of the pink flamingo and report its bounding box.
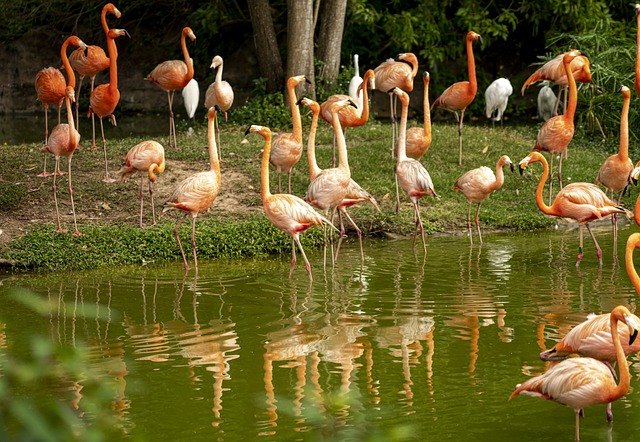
[405,71,432,161]
[204,55,234,158]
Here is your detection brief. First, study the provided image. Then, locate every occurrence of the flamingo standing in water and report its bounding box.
[538,233,640,422]
[532,50,584,202]
[432,32,482,166]
[69,2,120,139]
[405,71,432,161]
[270,75,310,193]
[245,125,335,281]
[88,28,129,183]
[117,140,166,228]
[510,305,640,441]
[391,87,440,254]
[595,86,634,250]
[163,106,221,272]
[146,27,196,149]
[454,155,514,245]
[320,69,375,166]
[374,52,419,158]
[518,151,629,266]
[40,36,87,235]
[204,55,234,159]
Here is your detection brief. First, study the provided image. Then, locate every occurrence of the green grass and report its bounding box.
[2,112,636,271]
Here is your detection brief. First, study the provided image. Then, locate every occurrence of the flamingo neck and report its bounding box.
[215,60,224,84]
[466,39,477,95]
[65,94,77,150]
[534,156,554,216]
[101,7,110,34]
[491,161,505,193]
[636,12,640,87]
[288,81,303,143]
[610,314,631,400]
[106,34,118,91]
[207,112,220,179]
[357,71,372,124]
[626,239,640,295]
[260,133,273,200]
[331,111,350,172]
[307,110,321,180]
[182,34,194,85]
[396,95,409,162]
[423,79,431,138]
[619,94,630,160]
[564,57,578,121]
[60,40,76,89]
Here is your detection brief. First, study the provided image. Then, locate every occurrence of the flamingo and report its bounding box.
[532,50,584,202]
[348,54,363,115]
[40,36,86,236]
[35,37,85,177]
[320,69,375,166]
[69,3,120,140]
[635,4,640,98]
[116,140,166,228]
[521,51,592,116]
[270,75,310,194]
[245,125,335,281]
[405,71,432,161]
[432,32,482,166]
[537,81,557,121]
[518,151,630,266]
[509,305,640,441]
[146,27,196,149]
[204,55,234,159]
[163,106,221,272]
[88,28,129,183]
[595,85,634,249]
[374,52,419,158]
[182,78,199,121]
[391,87,440,254]
[454,155,514,245]
[484,78,513,127]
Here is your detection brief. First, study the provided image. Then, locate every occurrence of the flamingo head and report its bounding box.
[423,71,430,85]
[630,162,640,186]
[387,87,409,105]
[500,155,515,173]
[108,28,130,40]
[183,27,196,42]
[618,85,631,99]
[467,31,483,45]
[329,98,356,117]
[65,86,76,103]
[635,4,640,15]
[245,125,271,140]
[363,69,376,90]
[611,306,640,345]
[396,52,418,69]
[207,105,220,121]
[296,97,319,114]
[104,3,121,19]
[518,152,543,175]
[563,49,584,66]
[68,36,88,51]
[289,75,312,87]
[210,55,223,70]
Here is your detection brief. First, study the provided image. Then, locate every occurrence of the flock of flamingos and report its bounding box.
[30,2,640,438]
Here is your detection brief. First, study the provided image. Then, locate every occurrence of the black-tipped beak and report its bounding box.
[348,99,357,108]
[124,29,131,39]
[478,35,484,45]
[580,51,589,60]
[633,176,639,186]
[387,88,396,94]
[304,76,312,85]
[630,329,638,346]
[214,105,221,112]
[296,97,304,105]
[244,126,251,136]
[519,164,525,176]
[617,85,624,93]
[509,162,515,173]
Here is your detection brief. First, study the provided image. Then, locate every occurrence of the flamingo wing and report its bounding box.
[204,81,234,111]
[454,166,495,202]
[70,45,109,78]
[397,159,438,199]
[147,60,189,90]
[433,81,474,112]
[535,116,574,153]
[164,171,219,214]
[305,169,349,210]
[264,194,328,236]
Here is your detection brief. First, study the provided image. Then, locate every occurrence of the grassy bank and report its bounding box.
[1,114,635,271]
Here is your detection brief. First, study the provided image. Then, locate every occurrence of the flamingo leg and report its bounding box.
[474,202,483,245]
[585,222,603,266]
[390,94,396,159]
[215,113,223,160]
[466,202,473,244]
[335,209,346,262]
[67,156,80,236]
[100,117,115,183]
[294,236,313,281]
[341,207,364,267]
[167,91,177,149]
[557,151,564,191]
[574,409,581,442]
[413,201,427,254]
[289,237,297,278]
[190,215,198,272]
[287,171,293,195]
[548,152,554,205]
[576,224,584,266]
[139,175,145,228]
[38,106,53,178]
[613,190,623,256]
[75,76,84,130]
[90,76,97,148]
[149,179,156,226]
[458,109,466,166]
[174,214,190,271]
[52,155,63,233]
[277,170,282,194]
[395,168,401,214]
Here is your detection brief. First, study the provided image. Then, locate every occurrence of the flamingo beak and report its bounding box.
[244,126,252,136]
[630,329,638,346]
[509,162,515,173]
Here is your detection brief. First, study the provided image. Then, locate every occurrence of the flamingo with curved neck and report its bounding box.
[406,71,432,161]
[204,55,235,159]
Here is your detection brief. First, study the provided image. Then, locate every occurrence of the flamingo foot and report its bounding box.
[56,228,68,234]
[73,230,82,237]
[576,252,583,267]
[91,144,99,150]
[102,176,117,184]
[596,249,603,266]
[37,171,52,178]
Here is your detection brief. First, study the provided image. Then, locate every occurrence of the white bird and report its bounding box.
[182,77,199,121]
[484,78,512,127]
[348,54,364,117]
[537,81,558,121]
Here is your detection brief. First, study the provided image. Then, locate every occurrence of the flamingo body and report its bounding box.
[204,56,234,113]
[521,52,592,94]
[319,69,374,128]
[35,68,66,109]
[374,53,418,93]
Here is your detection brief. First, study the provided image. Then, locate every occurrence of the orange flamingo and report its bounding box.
[35,36,85,178]
[391,87,440,254]
[117,140,166,228]
[374,53,418,158]
[146,27,196,149]
[518,151,629,266]
[521,51,591,116]
[270,75,310,194]
[635,4,640,98]
[69,3,120,139]
[319,69,375,166]
[405,71,432,161]
[432,32,482,166]
[532,50,584,202]
[305,98,367,265]
[204,55,234,159]
[245,124,335,281]
[454,155,514,245]
[88,28,129,183]
[630,164,640,224]
[510,305,639,441]
[163,106,220,272]
[595,85,634,249]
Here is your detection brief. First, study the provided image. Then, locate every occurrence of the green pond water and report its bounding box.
[2,226,640,441]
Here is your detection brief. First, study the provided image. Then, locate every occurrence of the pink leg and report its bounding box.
[466,202,473,244]
[38,107,52,178]
[474,202,483,245]
[75,76,84,130]
[335,209,346,261]
[586,223,603,266]
[576,224,584,266]
[139,175,145,228]
[174,215,190,271]
[395,170,401,214]
[413,201,427,254]
[190,216,198,272]
[52,156,64,233]
[458,109,465,166]
[100,118,115,183]
[67,156,80,236]
[149,180,156,226]
[289,237,297,278]
[294,236,312,281]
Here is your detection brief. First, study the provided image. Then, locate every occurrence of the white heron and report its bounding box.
[348,54,364,117]
[537,80,558,121]
[484,78,513,127]
[182,78,199,121]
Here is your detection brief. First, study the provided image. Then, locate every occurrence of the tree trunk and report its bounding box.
[316,0,347,83]
[247,0,284,93]
[286,0,314,98]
